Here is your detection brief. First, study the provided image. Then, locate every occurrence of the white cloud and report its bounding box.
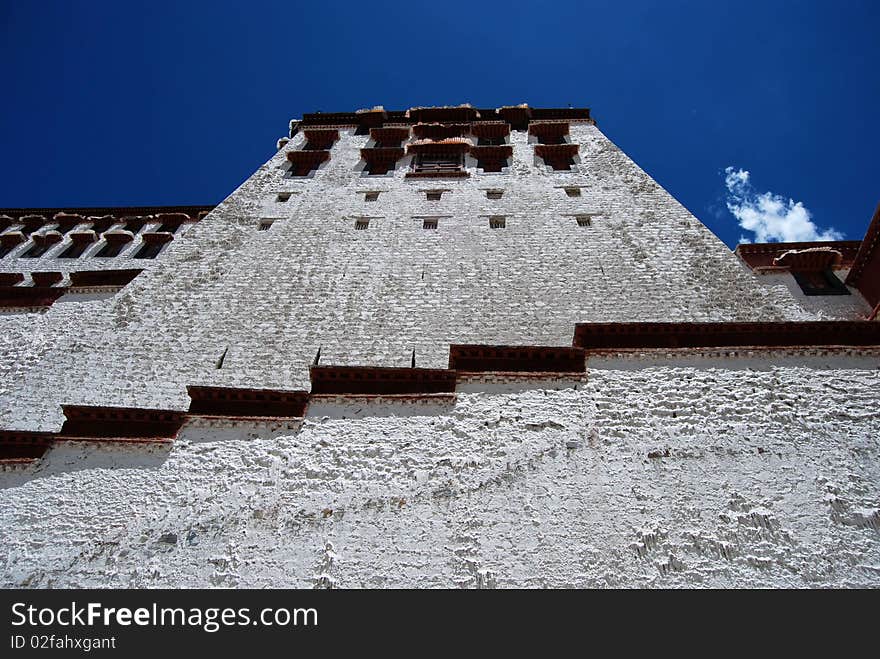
[724,167,844,243]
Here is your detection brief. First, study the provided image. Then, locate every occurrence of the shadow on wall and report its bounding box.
[0,441,172,490]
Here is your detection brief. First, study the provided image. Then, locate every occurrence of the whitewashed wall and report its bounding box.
[0,120,877,587]
[1,356,878,588]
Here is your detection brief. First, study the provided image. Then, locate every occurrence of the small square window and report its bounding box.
[95,241,127,257]
[22,242,53,258]
[259,220,274,231]
[426,191,443,201]
[276,192,292,202]
[486,190,503,200]
[489,216,506,229]
[423,219,438,230]
[364,191,380,202]
[565,187,581,197]
[792,270,850,296]
[355,219,370,230]
[576,215,591,227]
[57,242,90,259]
[134,242,165,259]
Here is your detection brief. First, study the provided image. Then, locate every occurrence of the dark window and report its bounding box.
[365,161,392,175]
[565,187,581,197]
[57,242,90,259]
[95,241,128,257]
[478,136,505,146]
[157,222,181,234]
[0,244,17,258]
[423,219,438,230]
[365,191,380,201]
[576,215,591,227]
[477,158,507,173]
[258,220,274,231]
[123,221,145,234]
[545,156,574,171]
[276,193,292,202]
[413,153,463,174]
[486,190,503,200]
[134,242,165,259]
[792,270,850,296]
[354,219,370,230]
[426,191,443,201]
[489,216,506,229]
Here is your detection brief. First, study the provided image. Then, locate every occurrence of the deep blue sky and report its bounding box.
[1,0,878,247]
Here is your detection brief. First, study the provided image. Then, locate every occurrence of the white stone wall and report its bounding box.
[1,355,877,588]
[0,123,846,430]
[1,119,877,588]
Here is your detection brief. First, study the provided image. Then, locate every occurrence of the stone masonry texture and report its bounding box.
[0,111,877,588]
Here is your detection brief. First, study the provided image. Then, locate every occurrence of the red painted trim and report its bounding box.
[528,122,570,140]
[0,273,24,286]
[845,201,880,306]
[449,344,585,372]
[31,272,63,287]
[59,405,186,439]
[470,145,513,160]
[0,286,66,308]
[360,147,405,163]
[369,127,410,144]
[735,240,861,270]
[405,171,470,179]
[141,232,174,245]
[0,232,25,247]
[69,269,142,287]
[534,144,579,159]
[0,430,53,461]
[187,386,309,418]
[310,365,457,395]
[470,122,511,139]
[573,321,880,350]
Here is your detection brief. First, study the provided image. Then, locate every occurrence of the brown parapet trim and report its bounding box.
[0,286,66,309]
[310,365,457,395]
[370,127,410,143]
[69,231,98,244]
[449,344,586,372]
[0,430,54,461]
[69,269,142,288]
[736,240,862,270]
[409,107,479,124]
[0,273,25,286]
[471,122,511,139]
[469,145,513,159]
[572,321,880,350]
[286,150,331,165]
[60,405,186,439]
[360,147,405,163]
[846,201,880,285]
[187,385,309,418]
[405,171,470,179]
[0,232,26,247]
[0,205,214,223]
[31,272,63,287]
[534,143,580,158]
[528,122,570,139]
[141,231,174,245]
[308,393,457,403]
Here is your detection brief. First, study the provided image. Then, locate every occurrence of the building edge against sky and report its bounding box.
[0,105,878,588]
